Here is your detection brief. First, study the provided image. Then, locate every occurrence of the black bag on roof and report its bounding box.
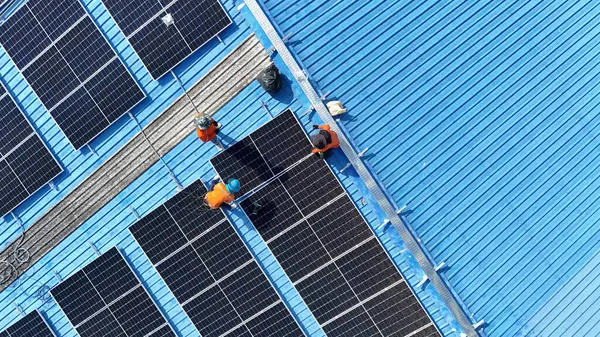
[257,63,282,94]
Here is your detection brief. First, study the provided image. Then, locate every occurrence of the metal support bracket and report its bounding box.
[260,100,272,118]
[301,106,315,117]
[128,205,140,220]
[13,302,25,317]
[269,32,293,53]
[87,144,97,156]
[52,270,61,283]
[88,241,101,257]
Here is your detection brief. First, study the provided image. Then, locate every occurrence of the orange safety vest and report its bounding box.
[195,113,217,142]
[312,124,340,153]
[204,182,235,209]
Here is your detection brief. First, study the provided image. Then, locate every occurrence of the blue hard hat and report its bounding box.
[226,179,241,193]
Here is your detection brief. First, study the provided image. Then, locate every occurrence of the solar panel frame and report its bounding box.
[212,109,442,337]
[0,81,62,216]
[100,0,232,79]
[0,0,146,150]
[0,309,57,337]
[49,247,176,337]
[128,180,306,337]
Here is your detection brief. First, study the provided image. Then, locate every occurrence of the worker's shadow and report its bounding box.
[217,130,239,149]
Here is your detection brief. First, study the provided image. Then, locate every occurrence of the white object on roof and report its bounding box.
[327,100,347,116]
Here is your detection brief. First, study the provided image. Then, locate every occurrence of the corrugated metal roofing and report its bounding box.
[0,0,462,336]
[260,0,600,336]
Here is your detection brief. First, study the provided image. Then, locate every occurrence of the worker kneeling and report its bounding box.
[204,178,241,210]
[311,124,340,158]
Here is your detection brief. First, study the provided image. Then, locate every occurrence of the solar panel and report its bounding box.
[210,109,312,196]
[0,0,145,149]
[0,82,62,216]
[50,247,175,337]
[129,180,304,337]
[102,0,232,79]
[210,110,441,336]
[0,310,56,337]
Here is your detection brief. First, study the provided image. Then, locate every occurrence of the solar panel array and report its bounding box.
[0,0,146,149]
[0,310,56,337]
[102,0,232,79]
[50,247,175,337]
[0,83,62,216]
[212,109,441,337]
[129,180,304,337]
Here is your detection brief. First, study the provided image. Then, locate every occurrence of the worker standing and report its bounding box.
[195,112,224,150]
[311,124,340,158]
[204,177,241,210]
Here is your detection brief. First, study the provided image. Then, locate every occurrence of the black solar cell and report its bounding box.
[101,0,231,79]
[156,245,213,302]
[251,109,312,175]
[76,309,126,337]
[278,156,344,215]
[245,302,305,337]
[108,286,168,337]
[129,205,188,264]
[6,136,62,193]
[51,271,105,326]
[50,247,175,337]
[183,286,241,337]
[268,221,330,282]
[240,179,303,241]
[0,159,29,215]
[128,15,191,79]
[322,306,381,337]
[102,0,163,37]
[211,136,273,196]
[23,46,80,109]
[219,263,279,319]
[363,283,434,337]
[50,87,109,150]
[164,180,223,239]
[55,17,115,81]
[84,59,146,123]
[0,8,51,68]
[306,196,373,258]
[212,109,442,337]
[129,180,303,337]
[0,95,33,154]
[167,0,230,51]
[83,248,139,303]
[295,263,359,323]
[28,0,86,41]
[1,310,56,337]
[191,222,252,279]
[0,0,145,149]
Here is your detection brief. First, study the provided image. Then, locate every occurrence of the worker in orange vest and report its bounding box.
[195,112,223,150]
[204,177,241,210]
[311,124,340,158]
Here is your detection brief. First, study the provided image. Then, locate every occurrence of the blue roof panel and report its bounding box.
[260,0,600,336]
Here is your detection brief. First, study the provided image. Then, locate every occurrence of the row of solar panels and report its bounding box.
[1,110,441,337]
[0,0,231,216]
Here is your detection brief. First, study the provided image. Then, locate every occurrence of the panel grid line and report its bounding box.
[79,270,129,335]
[246,121,382,333]
[275,179,385,336]
[162,205,256,337]
[25,3,110,124]
[19,14,87,72]
[214,109,440,336]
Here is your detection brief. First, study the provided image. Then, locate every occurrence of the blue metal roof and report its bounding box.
[259,0,600,336]
[0,0,464,336]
